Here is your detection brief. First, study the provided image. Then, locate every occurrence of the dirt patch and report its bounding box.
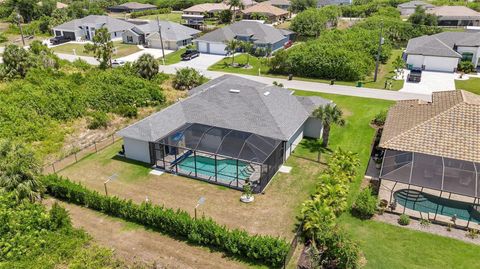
[46,199,248,269]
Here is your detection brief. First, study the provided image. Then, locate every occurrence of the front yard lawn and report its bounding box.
[455,77,480,95]
[52,41,141,59]
[208,50,405,90]
[138,12,183,23]
[163,47,187,65]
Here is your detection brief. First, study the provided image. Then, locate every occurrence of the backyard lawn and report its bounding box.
[51,41,141,58]
[455,77,480,95]
[138,12,183,23]
[208,50,405,90]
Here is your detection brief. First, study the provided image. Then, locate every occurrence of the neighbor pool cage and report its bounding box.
[379,149,480,226]
[149,123,285,193]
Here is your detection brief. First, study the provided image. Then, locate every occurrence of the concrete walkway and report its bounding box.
[159,65,432,101]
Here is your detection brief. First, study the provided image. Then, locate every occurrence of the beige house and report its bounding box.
[427,6,480,26]
[242,3,289,22]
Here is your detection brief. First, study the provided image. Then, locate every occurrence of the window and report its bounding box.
[182,39,188,46]
[127,36,133,43]
[462,52,474,62]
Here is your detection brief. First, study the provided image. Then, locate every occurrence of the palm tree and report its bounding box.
[240,41,254,67]
[301,197,336,240]
[133,53,159,80]
[0,140,42,202]
[228,0,243,23]
[225,39,240,66]
[312,104,345,148]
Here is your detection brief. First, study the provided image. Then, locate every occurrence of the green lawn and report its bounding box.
[294,91,480,269]
[455,77,480,95]
[138,12,183,23]
[163,47,187,65]
[208,50,405,90]
[52,41,141,59]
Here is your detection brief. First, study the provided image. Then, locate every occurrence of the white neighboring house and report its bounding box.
[52,15,134,41]
[405,31,480,72]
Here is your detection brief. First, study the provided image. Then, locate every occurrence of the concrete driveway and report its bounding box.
[171,53,225,70]
[400,70,456,95]
[117,47,174,62]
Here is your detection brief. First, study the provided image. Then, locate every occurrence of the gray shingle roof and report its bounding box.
[117,75,331,142]
[53,15,136,33]
[405,31,480,58]
[317,0,352,7]
[195,21,289,44]
[397,1,434,9]
[135,20,200,41]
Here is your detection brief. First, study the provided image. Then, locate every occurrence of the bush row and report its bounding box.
[130,8,172,18]
[42,174,289,267]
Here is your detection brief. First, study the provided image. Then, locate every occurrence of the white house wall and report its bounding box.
[123,137,151,163]
[407,54,459,72]
[304,117,323,139]
[285,124,304,159]
[456,46,480,67]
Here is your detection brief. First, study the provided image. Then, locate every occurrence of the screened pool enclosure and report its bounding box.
[149,123,285,193]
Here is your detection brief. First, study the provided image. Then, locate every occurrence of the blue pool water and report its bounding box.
[178,156,252,181]
[394,189,480,223]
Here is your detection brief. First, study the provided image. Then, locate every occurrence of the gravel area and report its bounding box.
[374,212,480,245]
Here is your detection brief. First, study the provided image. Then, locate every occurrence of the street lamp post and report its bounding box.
[156,16,166,65]
[373,20,384,82]
[16,11,25,46]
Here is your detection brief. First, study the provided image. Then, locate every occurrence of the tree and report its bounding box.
[228,0,243,23]
[2,44,32,78]
[312,104,345,147]
[301,196,336,240]
[0,139,43,202]
[290,0,317,13]
[240,41,254,67]
[225,39,240,65]
[408,6,438,26]
[173,67,204,90]
[84,27,114,69]
[392,55,404,78]
[218,9,232,23]
[291,8,329,37]
[133,53,159,80]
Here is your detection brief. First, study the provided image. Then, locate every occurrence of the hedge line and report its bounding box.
[42,174,289,267]
[130,8,172,18]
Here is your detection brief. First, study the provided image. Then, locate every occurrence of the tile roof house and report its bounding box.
[108,2,157,13]
[405,31,480,72]
[397,1,435,16]
[427,6,480,26]
[117,75,331,192]
[195,20,294,54]
[123,20,201,50]
[182,3,231,16]
[242,3,289,22]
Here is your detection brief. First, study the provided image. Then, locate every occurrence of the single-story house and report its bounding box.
[194,20,294,55]
[376,90,480,228]
[123,20,201,50]
[117,75,331,192]
[397,1,435,16]
[317,0,352,8]
[242,3,289,22]
[108,2,157,13]
[405,31,480,72]
[182,3,231,16]
[261,0,291,10]
[426,6,480,27]
[52,15,135,41]
[37,1,68,9]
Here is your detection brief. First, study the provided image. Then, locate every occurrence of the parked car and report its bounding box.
[284,40,293,49]
[112,59,126,68]
[50,36,72,45]
[181,49,200,60]
[407,68,422,83]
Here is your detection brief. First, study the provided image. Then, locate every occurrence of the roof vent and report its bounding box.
[229,89,240,93]
[263,91,270,96]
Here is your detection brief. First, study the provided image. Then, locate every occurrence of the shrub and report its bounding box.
[351,187,377,219]
[320,227,360,269]
[419,218,431,227]
[115,105,138,118]
[49,202,71,230]
[398,214,410,226]
[130,8,172,18]
[458,61,475,74]
[42,175,289,267]
[466,229,479,239]
[173,67,205,90]
[87,111,109,129]
[372,110,387,126]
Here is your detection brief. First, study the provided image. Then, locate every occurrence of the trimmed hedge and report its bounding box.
[42,174,289,267]
[130,8,172,18]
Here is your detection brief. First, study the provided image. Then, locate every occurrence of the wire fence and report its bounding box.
[283,222,303,269]
[42,134,122,174]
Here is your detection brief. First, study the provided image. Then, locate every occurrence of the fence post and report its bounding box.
[52,163,56,173]
[94,141,98,153]
[74,152,78,162]
[112,135,115,144]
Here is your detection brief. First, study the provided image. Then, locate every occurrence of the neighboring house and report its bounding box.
[194,20,294,54]
[242,3,289,22]
[241,0,258,7]
[182,3,231,16]
[117,75,331,193]
[317,0,352,8]
[426,6,480,26]
[261,0,291,10]
[376,90,480,228]
[52,15,134,41]
[108,2,157,13]
[37,1,69,9]
[123,20,201,50]
[397,1,435,16]
[405,31,480,72]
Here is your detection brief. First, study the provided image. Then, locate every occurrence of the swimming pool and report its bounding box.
[394,189,480,223]
[178,156,252,182]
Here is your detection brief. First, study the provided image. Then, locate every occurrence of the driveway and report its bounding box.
[170,53,225,70]
[117,47,174,62]
[400,70,456,95]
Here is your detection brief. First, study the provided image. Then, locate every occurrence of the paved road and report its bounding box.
[159,65,432,101]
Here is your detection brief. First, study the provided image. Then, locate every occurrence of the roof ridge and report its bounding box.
[434,36,461,57]
[253,85,290,139]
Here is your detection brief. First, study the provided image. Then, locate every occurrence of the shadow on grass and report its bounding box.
[291,138,331,164]
[111,155,152,169]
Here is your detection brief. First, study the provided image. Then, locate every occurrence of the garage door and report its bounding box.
[209,43,226,55]
[197,41,208,53]
[424,56,458,72]
[63,31,76,40]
